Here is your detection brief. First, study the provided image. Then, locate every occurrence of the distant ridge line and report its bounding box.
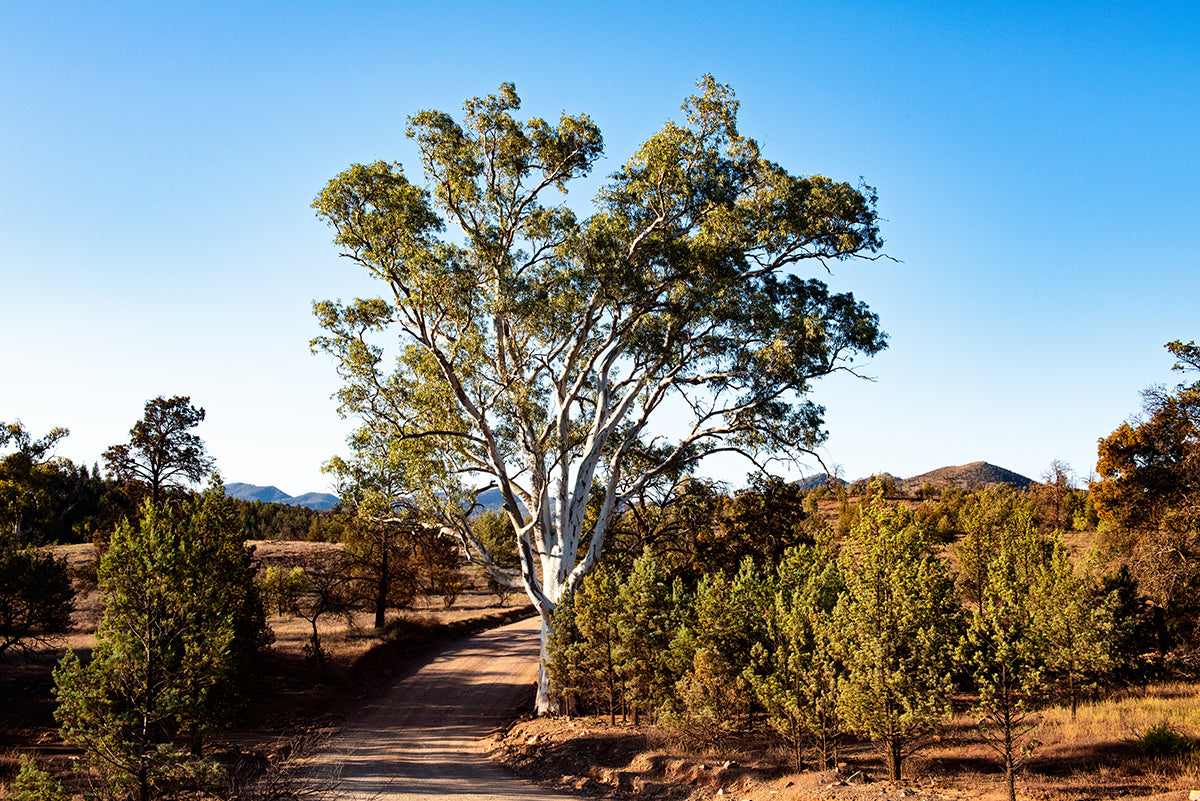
[797,461,1035,492]
[225,482,340,510]
[898,461,1034,492]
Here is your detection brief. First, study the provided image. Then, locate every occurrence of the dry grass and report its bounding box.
[9,541,531,752]
[1035,682,1200,748]
[48,540,521,665]
[1020,683,1200,794]
[500,686,1200,801]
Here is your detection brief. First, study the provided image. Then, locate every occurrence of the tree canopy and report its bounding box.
[1094,339,1200,647]
[313,77,886,712]
[54,478,270,800]
[103,396,214,506]
[0,547,73,657]
[0,421,70,546]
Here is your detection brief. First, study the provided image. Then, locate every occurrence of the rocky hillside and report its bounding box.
[797,462,1034,494]
[896,461,1034,493]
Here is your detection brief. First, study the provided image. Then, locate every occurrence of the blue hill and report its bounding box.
[225,483,340,510]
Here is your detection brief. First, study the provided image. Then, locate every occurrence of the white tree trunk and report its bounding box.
[534,616,560,715]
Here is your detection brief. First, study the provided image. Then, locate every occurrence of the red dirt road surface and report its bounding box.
[304,616,576,800]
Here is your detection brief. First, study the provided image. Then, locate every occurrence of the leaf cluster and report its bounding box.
[0,546,73,656]
[1094,340,1200,646]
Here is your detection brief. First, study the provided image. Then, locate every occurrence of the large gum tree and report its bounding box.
[312,77,887,713]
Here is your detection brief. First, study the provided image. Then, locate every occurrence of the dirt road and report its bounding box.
[305,616,577,800]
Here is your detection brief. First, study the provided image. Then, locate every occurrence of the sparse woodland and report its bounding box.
[1,79,1198,799]
[2,399,1200,798]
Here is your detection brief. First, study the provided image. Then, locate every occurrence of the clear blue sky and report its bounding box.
[2,1,1197,495]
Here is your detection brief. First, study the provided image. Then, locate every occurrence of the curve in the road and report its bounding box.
[306,615,578,800]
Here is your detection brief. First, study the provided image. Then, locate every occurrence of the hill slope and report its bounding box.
[897,461,1034,493]
[797,462,1034,494]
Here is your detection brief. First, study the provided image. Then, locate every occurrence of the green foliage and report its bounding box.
[0,546,73,656]
[258,565,310,616]
[1029,537,1114,715]
[311,78,886,712]
[547,553,693,724]
[1133,722,1196,756]
[747,538,844,770]
[413,527,462,607]
[325,427,474,618]
[0,421,71,545]
[1091,564,1153,681]
[676,557,768,741]
[956,485,1037,606]
[545,587,586,715]
[551,565,624,722]
[959,504,1049,801]
[1094,342,1200,648]
[1072,490,1099,531]
[9,754,69,801]
[473,509,519,569]
[1,421,179,547]
[342,516,419,627]
[604,475,722,578]
[834,492,960,781]
[228,496,339,542]
[54,479,270,799]
[613,548,680,723]
[289,550,357,680]
[700,477,812,570]
[475,510,520,605]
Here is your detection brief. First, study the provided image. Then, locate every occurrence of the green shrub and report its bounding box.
[10,754,69,801]
[259,565,308,616]
[1133,722,1196,757]
[0,548,73,655]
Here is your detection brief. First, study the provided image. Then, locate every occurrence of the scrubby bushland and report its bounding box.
[547,485,1150,782]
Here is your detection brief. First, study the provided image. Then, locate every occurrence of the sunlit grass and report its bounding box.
[1034,682,1200,747]
[1025,682,1200,793]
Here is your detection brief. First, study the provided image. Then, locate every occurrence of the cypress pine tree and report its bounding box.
[961,512,1047,801]
[613,547,678,724]
[1030,536,1113,716]
[834,491,960,781]
[747,537,844,770]
[677,557,768,741]
[546,586,586,717]
[54,478,270,799]
[9,755,70,801]
[571,565,624,722]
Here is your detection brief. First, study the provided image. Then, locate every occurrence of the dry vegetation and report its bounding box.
[0,539,535,794]
[492,684,1200,800]
[7,538,1200,800]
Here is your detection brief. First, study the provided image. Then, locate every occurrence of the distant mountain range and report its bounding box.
[225,483,340,510]
[225,461,1032,512]
[797,461,1035,493]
